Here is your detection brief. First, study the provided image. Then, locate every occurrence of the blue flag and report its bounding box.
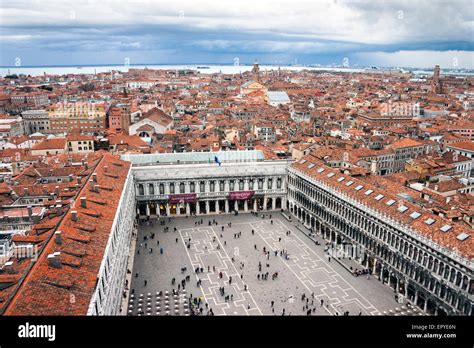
[214,156,221,166]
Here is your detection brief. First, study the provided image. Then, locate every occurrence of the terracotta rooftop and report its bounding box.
[2,153,131,315]
[291,153,473,261]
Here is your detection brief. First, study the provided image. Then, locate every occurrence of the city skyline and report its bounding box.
[1,0,473,69]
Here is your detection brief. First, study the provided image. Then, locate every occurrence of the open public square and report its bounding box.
[127,212,422,316]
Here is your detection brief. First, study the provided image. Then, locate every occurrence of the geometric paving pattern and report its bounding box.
[250,220,380,316]
[130,213,407,316]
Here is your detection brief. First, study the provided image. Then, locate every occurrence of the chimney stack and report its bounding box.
[24,187,29,196]
[92,173,97,183]
[55,231,62,244]
[77,177,82,185]
[4,261,14,274]
[47,252,62,268]
[43,186,48,195]
[80,197,87,208]
[27,205,33,217]
[94,185,100,193]
[89,179,94,191]
[71,210,77,222]
[55,186,60,196]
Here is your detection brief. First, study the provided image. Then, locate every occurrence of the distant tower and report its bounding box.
[252,59,260,82]
[432,65,443,94]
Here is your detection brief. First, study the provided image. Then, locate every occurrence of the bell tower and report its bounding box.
[252,59,260,82]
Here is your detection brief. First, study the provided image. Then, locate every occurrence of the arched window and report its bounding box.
[138,184,144,196]
[159,184,164,195]
[180,182,185,193]
[170,183,175,194]
[148,184,154,195]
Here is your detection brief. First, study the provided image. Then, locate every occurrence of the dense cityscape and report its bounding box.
[0,61,472,318]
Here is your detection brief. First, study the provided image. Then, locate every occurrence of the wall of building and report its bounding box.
[287,166,473,316]
[87,168,136,315]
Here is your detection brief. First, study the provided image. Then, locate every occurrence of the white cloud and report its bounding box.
[1,0,472,45]
[355,50,474,69]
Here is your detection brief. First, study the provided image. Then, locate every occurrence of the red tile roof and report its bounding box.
[291,154,473,260]
[2,153,131,315]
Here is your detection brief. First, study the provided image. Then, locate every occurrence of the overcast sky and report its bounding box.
[1,0,473,68]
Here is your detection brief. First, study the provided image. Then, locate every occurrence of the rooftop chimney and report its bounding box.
[47,252,62,268]
[94,185,100,193]
[80,197,87,208]
[104,165,108,173]
[77,177,82,185]
[55,186,60,196]
[55,231,62,244]
[27,205,33,217]
[71,210,77,222]
[92,173,97,183]
[4,261,14,274]
[23,187,29,196]
[89,179,94,191]
[43,186,48,195]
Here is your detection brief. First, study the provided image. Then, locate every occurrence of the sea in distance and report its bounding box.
[1,64,473,77]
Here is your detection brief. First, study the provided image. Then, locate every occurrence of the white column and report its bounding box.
[205,201,210,214]
[186,202,190,215]
[166,203,170,216]
[225,200,229,213]
[253,199,257,211]
[234,200,238,211]
[225,180,230,192]
[185,182,190,193]
[196,202,200,215]
[205,181,210,193]
[216,200,220,213]
[165,183,170,194]
[263,197,268,210]
[272,197,276,210]
[145,203,150,216]
[244,200,248,212]
[176,204,181,216]
[244,179,249,191]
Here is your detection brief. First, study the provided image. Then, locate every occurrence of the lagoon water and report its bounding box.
[0,64,390,77]
[1,64,471,77]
